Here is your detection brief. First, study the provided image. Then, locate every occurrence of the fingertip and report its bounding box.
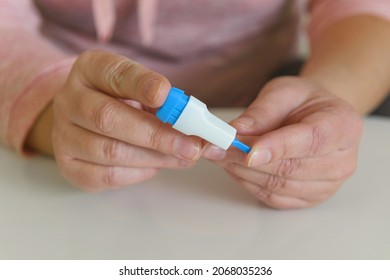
[230,113,268,136]
[247,147,272,167]
[173,135,202,161]
[231,117,254,132]
[155,76,172,107]
[202,143,226,161]
[141,74,171,108]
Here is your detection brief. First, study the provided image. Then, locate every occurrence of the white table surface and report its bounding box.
[1,110,389,260]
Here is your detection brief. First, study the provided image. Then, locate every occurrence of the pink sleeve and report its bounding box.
[0,0,76,155]
[308,0,390,45]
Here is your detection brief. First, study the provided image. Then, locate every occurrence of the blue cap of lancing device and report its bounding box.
[156,87,251,154]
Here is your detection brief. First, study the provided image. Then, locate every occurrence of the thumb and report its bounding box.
[231,77,315,136]
[73,50,171,108]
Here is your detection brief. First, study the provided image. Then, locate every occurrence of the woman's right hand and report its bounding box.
[52,50,202,191]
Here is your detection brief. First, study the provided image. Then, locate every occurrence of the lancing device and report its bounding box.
[156,87,251,153]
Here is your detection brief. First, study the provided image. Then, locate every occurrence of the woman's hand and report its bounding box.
[52,50,202,191]
[203,77,363,209]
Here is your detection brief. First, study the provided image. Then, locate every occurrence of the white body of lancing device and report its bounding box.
[156,87,251,153]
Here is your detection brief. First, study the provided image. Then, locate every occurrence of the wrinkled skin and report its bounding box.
[203,77,363,209]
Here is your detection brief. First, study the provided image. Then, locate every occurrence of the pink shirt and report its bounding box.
[1,0,390,155]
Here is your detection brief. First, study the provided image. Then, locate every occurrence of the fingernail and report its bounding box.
[202,144,226,161]
[233,117,254,129]
[174,137,200,161]
[144,79,163,103]
[248,149,272,167]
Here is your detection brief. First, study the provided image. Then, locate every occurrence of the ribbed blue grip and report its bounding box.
[156,87,190,125]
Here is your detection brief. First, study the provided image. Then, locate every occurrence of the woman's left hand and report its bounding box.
[202,77,363,209]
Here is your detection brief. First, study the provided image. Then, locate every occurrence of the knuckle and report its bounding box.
[241,180,273,203]
[238,176,309,209]
[276,158,301,177]
[253,186,273,202]
[135,72,168,106]
[264,173,288,192]
[92,101,118,135]
[107,60,137,95]
[102,166,119,187]
[308,125,323,156]
[102,139,122,163]
[148,123,169,152]
[249,186,293,209]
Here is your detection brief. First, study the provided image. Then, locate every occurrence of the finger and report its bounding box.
[59,122,195,169]
[252,149,357,182]
[202,143,229,161]
[210,140,358,181]
[226,78,362,166]
[246,111,361,167]
[59,87,202,160]
[224,163,340,200]
[229,175,324,209]
[202,135,255,162]
[230,77,314,135]
[73,50,171,107]
[56,158,159,192]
